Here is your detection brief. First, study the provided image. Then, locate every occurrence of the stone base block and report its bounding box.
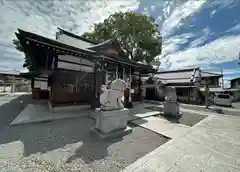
[163,102,180,117]
[95,108,129,134]
[90,126,132,139]
[48,101,90,113]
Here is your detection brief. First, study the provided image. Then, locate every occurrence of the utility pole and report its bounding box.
[238,52,240,66]
[205,82,209,109]
[221,68,224,88]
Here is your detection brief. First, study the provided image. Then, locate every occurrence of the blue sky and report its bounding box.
[0,0,239,84]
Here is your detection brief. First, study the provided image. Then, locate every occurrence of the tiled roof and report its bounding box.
[230,77,240,81]
[143,68,222,85]
[155,69,222,80]
[155,70,194,79]
[0,69,20,75]
[164,79,192,84]
[201,72,222,78]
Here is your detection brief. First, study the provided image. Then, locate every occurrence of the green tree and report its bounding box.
[82,11,162,63]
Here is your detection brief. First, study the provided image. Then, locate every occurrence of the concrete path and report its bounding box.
[12,102,160,125]
[131,116,190,140]
[144,100,240,117]
[122,113,240,172]
[10,104,92,125]
[150,103,240,119]
[181,103,240,112]
[180,103,240,117]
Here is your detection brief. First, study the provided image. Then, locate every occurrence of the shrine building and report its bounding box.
[16,28,156,109]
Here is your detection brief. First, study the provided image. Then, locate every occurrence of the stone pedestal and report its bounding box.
[91,108,132,139]
[163,102,180,117]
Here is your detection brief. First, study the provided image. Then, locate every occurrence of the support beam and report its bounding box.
[105,71,108,85]
[115,65,118,79]
[123,66,126,81]
[129,68,132,103]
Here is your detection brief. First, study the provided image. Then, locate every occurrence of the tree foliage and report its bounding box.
[82,11,162,63]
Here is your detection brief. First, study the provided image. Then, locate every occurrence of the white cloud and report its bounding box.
[0,0,239,74]
[150,5,156,11]
[157,0,240,71]
[160,35,240,70]
[161,0,206,37]
[222,69,240,75]
[227,24,240,33]
[206,68,240,79]
[161,32,195,57]
[0,0,139,71]
[207,0,237,10]
[189,27,213,48]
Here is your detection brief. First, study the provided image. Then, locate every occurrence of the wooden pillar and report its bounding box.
[105,71,108,85]
[46,53,49,69]
[138,73,142,101]
[205,83,209,109]
[129,67,132,103]
[115,65,118,79]
[11,76,16,93]
[123,66,126,81]
[92,65,98,108]
[141,85,146,102]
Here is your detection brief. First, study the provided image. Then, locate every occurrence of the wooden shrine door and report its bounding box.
[51,70,94,105]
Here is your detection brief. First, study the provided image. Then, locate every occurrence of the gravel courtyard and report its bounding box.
[0,95,169,172]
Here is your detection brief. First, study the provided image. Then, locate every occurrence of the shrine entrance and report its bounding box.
[50,70,94,105]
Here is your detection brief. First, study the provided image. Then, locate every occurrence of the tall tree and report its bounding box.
[82,11,162,63]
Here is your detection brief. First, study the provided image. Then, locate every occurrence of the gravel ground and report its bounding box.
[145,106,207,127]
[0,95,169,172]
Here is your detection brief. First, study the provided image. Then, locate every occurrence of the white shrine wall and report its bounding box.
[34,74,48,90]
[57,55,94,73]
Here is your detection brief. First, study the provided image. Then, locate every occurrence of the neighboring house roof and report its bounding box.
[230,77,240,82]
[0,69,20,76]
[199,87,240,92]
[164,78,192,84]
[143,68,222,85]
[201,71,223,78]
[199,87,225,92]
[155,68,222,79]
[154,68,198,84]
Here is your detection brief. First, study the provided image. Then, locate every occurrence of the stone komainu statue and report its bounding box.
[165,86,177,102]
[100,79,127,111]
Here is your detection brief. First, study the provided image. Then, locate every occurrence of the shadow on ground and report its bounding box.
[0,95,169,171]
[0,95,32,130]
[145,106,207,127]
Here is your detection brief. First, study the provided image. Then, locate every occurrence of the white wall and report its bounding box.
[58,55,94,66]
[57,33,94,49]
[57,55,94,73]
[34,75,48,90]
